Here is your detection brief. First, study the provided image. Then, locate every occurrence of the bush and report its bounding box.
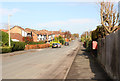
[59,39,65,45]
[86,41,92,52]
[1,47,12,53]
[23,37,33,44]
[12,42,26,51]
[1,31,9,46]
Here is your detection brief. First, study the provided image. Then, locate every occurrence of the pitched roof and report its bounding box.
[12,26,25,30]
[0,29,8,32]
[25,28,65,35]
[10,33,23,42]
[38,30,48,35]
[25,28,32,33]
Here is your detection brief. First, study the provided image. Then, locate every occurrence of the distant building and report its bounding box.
[25,28,65,42]
[1,26,66,42]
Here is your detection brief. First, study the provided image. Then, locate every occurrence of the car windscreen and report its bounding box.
[52,43,57,45]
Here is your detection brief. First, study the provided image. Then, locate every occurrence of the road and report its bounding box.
[2,40,80,79]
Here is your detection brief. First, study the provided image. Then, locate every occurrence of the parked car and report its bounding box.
[65,42,69,46]
[52,43,61,48]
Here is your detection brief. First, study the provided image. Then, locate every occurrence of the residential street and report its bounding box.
[2,40,80,79]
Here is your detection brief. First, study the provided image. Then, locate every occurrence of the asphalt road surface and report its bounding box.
[2,40,80,79]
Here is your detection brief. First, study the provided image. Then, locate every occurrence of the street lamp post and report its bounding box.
[8,15,12,47]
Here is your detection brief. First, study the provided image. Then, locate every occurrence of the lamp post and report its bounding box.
[8,14,12,47]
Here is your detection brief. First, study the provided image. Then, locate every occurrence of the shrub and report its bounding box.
[58,36,65,45]
[1,47,12,53]
[86,41,92,52]
[1,31,9,46]
[12,42,26,51]
[59,39,65,45]
[23,37,33,44]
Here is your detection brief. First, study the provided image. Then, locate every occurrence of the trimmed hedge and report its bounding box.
[0,47,12,53]
[25,44,50,50]
[12,42,26,51]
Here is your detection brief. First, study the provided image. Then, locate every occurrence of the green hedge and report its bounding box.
[12,42,26,51]
[86,41,92,51]
[59,39,65,45]
[0,47,12,53]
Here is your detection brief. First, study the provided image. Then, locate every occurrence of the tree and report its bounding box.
[100,2,119,34]
[64,31,71,39]
[92,25,106,41]
[81,31,91,42]
[58,36,65,45]
[0,31,10,46]
[73,33,79,38]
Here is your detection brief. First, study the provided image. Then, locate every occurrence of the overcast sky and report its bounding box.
[0,1,119,35]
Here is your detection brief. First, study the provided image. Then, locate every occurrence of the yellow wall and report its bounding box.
[9,27,22,35]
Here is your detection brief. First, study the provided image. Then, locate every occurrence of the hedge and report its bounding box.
[12,42,26,51]
[25,44,50,50]
[0,47,12,53]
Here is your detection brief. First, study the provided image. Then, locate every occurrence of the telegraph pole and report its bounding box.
[8,15,12,47]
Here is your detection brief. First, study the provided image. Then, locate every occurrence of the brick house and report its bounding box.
[10,33,23,42]
[1,29,23,42]
[25,28,39,42]
[8,26,27,37]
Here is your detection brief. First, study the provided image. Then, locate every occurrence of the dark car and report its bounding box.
[52,43,61,48]
[65,42,69,46]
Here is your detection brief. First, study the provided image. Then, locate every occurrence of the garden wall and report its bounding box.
[25,44,50,50]
[97,30,120,80]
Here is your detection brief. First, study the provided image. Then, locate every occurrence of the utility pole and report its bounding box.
[8,15,12,47]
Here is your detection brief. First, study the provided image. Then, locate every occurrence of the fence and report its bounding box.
[97,30,120,80]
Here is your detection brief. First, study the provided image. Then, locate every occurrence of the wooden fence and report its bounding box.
[97,30,120,80]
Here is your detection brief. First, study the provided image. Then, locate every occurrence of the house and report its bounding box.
[25,28,54,42]
[0,29,23,42]
[24,28,32,37]
[36,30,47,41]
[9,26,66,42]
[8,26,27,37]
[51,30,65,38]
[1,26,66,42]
[25,28,38,42]
[10,33,23,42]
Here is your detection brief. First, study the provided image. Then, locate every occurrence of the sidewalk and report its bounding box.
[66,43,111,80]
[1,49,44,57]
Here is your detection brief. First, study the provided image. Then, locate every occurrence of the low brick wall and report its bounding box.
[25,44,50,50]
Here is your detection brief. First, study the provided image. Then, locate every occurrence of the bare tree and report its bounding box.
[100,2,119,34]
